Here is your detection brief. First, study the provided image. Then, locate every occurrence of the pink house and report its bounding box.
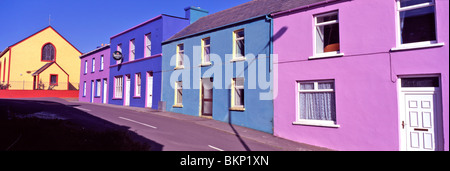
[272,0,448,151]
[79,45,111,104]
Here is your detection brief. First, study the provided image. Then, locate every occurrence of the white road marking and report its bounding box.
[208,145,225,151]
[74,107,91,112]
[119,117,157,129]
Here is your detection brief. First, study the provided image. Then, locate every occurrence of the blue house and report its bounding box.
[161,1,302,133]
[109,14,189,109]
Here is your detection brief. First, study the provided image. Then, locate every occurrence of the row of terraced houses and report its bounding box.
[43,0,449,151]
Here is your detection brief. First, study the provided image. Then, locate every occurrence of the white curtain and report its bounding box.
[299,92,336,121]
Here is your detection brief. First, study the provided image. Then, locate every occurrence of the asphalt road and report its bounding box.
[0,97,330,151]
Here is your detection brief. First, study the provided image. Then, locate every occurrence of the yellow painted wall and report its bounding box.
[37,64,69,90]
[8,27,81,90]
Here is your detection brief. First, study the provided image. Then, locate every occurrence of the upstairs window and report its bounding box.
[176,44,184,68]
[397,0,437,45]
[314,11,340,55]
[42,43,55,61]
[202,37,211,64]
[145,33,152,57]
[233,29,245,59]
[129,39,135,61]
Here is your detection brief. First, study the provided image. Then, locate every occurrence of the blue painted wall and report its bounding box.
[109,15,189,109]
[161,17,274,133]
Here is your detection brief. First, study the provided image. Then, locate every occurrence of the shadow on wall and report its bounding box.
[0,98,163,151]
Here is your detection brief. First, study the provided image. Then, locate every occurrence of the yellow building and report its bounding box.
[0,26,81,90]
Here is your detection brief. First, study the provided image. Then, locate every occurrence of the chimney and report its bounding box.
[185,6,209,24]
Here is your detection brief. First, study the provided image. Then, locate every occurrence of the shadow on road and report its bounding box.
[0,98,164,151]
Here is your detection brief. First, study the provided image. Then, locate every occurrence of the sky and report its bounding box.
[0,0,251,53]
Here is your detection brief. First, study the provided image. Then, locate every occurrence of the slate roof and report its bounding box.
[164,0,326,43]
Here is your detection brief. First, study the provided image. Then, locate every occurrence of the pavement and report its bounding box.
[0,97,332,151]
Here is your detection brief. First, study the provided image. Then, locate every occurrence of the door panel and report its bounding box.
[147,74,153,108]
[201,78,213,117]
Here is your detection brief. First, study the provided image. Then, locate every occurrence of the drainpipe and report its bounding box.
[266,14,273,72]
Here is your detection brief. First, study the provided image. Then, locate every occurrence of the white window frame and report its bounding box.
[173,81,183,107]
[135,73,141,97]
[100,55,104,71]
[92,58,95,73]
[391,0,444,51]
[294,80,340,128]
[83,81,87,97]
[175,44,184,69]
[232,29,245,61]
[230,77,245,111]
[96,79,101,97]
[129,39,135,61]
[311,11,344,59]
[145,33,152,57]
[114,76,123,99]
[201,37,211,66]
[117,44,122,64]
[84,60,88,74]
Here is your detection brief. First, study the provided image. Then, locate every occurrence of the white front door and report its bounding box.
[403,93,437,151]
[103,79,107,104]
[146,73,153,108]
[399,76,441,151]
[125,75,130,106]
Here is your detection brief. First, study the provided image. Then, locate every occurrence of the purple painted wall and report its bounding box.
[79,45,111,104]
[273,0,448,151]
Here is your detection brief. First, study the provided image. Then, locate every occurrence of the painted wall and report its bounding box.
[79,46,110,104]
[273,0,449,151]
[4,27,81,90]
[37,63,68,90]
[161,18,274,133]
[109,15,189,109]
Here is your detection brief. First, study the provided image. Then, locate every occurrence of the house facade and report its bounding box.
[272,0,449,151]
[0,26,82,90]
[79,45,110,104]
[109,14,189,109]
[161,1,316,134]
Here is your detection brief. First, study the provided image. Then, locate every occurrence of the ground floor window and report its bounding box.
[114,76,123,98]
[174,81,183,107]
[230,77,245,110]
[296,80,337,127]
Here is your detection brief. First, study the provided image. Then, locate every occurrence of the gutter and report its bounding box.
[271,0,341,17]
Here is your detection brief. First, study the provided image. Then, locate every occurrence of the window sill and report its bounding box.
[293,120,340,128]
[199,62,212,67]
[133,96,141,99]
[230,57,246,62]
[390,42,445,52]
[112,97,123,100]
[174,66,185,70]
[229,107,245,111]
[309,52,344,59]
[173,104,183,108]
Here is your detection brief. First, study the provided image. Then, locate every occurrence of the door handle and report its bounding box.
[402,121,405,129]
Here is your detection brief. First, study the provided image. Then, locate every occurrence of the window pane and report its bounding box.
[317,13,338,23]
[235,88,244,106]
[318,82,334,89]
[204,46,210,62]
[300,83,314,90]
[235,78,244,87]
[50,75,57,84]
[236,30,244,39]
[236,39,245,57]
[299,92,336,121]
[400,0,433,8]
[204,38,210,45]
[400,6,436,44]
[401,77,439,87]
[316,23,340,53]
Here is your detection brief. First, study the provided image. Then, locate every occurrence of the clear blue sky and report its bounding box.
[0,0,251,53]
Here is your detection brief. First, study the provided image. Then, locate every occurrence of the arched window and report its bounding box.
[42,43,55,61]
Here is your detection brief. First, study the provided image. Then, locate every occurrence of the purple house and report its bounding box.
[79,45,111,104]
[272,0,448,151]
